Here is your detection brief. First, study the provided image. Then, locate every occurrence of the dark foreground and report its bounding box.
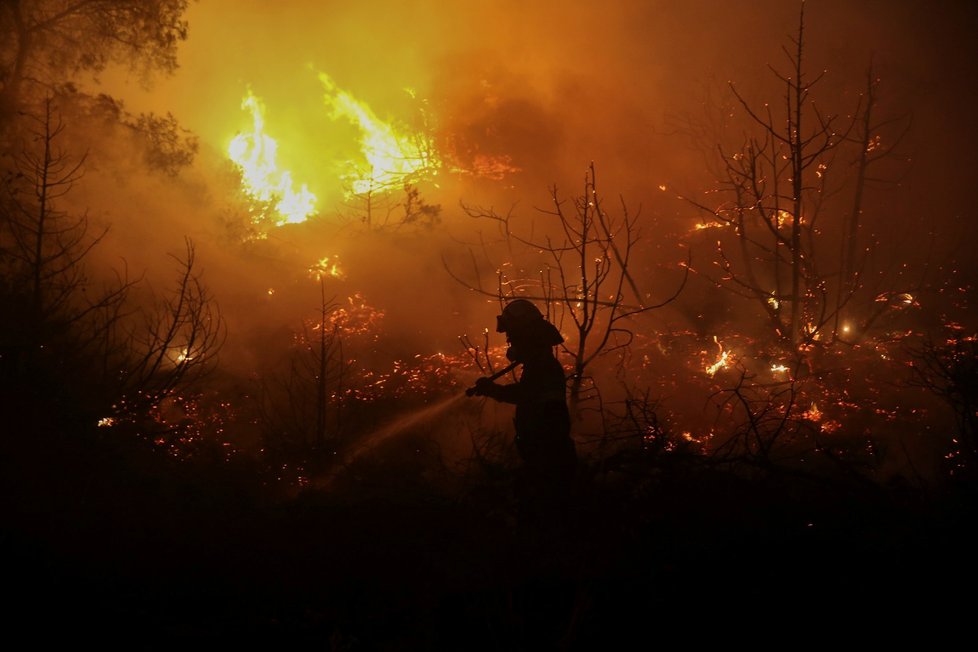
[3,422,975,650]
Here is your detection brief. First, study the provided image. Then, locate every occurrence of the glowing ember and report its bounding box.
[803,322,822,341]
[705,336,731,376]
[319,72,440,194]
[327,293,385,338]
[775,210,804,228]
[802,402,822,422]
[309,255,344,281]
[457,153,521,180]
[693,221,728,231]
[97,417,115,428]
[771,363,790,373]
[229,90,318,225]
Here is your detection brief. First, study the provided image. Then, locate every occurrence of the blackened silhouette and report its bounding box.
[469,299,577,523]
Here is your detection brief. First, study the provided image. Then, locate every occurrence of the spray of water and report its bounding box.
[316,393,467,488]
[355,394,465,457]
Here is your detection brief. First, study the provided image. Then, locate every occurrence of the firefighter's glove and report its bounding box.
[472,377,497,398]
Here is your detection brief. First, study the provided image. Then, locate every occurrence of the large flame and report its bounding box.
[228,91,318,225]
[318,72,440,194]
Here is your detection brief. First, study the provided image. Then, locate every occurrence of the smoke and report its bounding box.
[51,0,978,460]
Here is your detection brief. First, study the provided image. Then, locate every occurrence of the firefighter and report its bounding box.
[470,299,577,515]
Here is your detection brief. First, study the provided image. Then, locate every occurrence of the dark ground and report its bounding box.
[3,413,975,650]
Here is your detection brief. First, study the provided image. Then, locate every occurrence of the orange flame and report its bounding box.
[705,336,731,376]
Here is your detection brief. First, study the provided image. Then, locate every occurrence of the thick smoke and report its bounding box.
[61,0,978,458]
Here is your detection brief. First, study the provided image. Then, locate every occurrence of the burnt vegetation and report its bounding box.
[1,2,975,647]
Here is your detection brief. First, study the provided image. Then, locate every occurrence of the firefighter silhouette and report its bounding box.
[470,299,577,515]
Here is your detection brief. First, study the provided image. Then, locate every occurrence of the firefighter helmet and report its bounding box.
[496,299,543,333]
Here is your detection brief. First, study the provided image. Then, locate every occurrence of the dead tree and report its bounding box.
[450,163,687,415]
[0,100,220,430]
[0,97,131,395]
[118,238,225,419]
[259,276,348,452]
[684,4,911,348]
[1,99,118,333]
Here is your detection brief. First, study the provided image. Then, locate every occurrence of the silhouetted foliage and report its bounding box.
[0,101,222,437]
[909,331,978,482]
[0,0,189,113]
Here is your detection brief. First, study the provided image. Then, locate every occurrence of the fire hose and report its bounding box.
[465,361,520,396]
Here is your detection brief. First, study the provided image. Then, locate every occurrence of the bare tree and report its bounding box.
[449,163,687,414]
[0,99,221,435]
[0,97,130,370]
[683,4,911,348]
[259,278,349,452]
[117,238,225,419]
[341,182,441,233]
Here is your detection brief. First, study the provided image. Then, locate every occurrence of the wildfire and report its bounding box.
[309,255,344,281]
[705,336,731,376]
[875,291,920,309]
[228,90,318,225]
[693,221,728,231]
[802,402,823,422]
[319,72,440,194]
[328,293,385,338]
[460,153,521,180]
[775,210,805,228]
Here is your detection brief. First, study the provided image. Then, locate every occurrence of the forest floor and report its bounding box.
[2,420,975,650]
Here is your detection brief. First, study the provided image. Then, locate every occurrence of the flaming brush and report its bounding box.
[465,361,520,396]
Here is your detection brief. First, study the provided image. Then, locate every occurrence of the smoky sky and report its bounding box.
[91,1,973,208]
[78,0,978,374]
